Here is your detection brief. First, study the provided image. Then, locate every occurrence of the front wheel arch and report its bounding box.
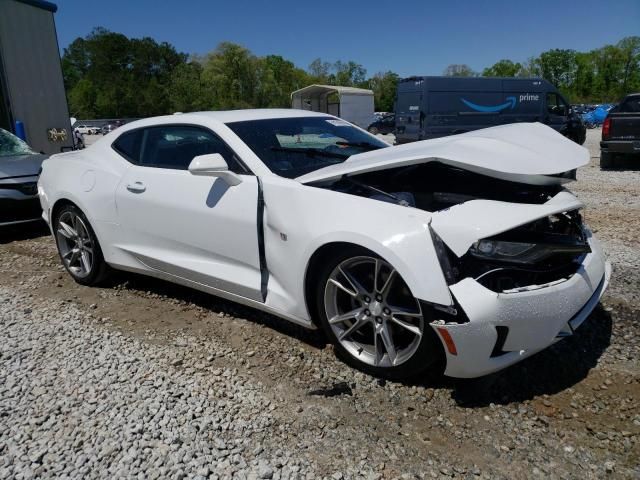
[305,242,359,327]
[306,242,445,378]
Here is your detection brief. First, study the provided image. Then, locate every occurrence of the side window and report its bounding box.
[112,130,144,163]
[546,93,567,116]
[138,126,242,172]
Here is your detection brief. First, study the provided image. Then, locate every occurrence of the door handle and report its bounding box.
[126,181,146,193]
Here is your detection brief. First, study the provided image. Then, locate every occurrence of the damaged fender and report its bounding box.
[259,175,453,324]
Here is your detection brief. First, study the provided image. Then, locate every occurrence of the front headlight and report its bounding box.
[469,239,590,265]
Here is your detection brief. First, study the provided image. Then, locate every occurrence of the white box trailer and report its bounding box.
[291,84,374,128]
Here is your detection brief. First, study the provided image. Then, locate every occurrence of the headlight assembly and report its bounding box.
[469,239,590,265]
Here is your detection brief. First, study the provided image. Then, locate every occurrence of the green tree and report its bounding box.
[308,58,332,83]
[333,61,367,87]
[517,57,541,77]
[443,64,476,77]
[62,28,187,118]
[482,59,522,77]
[254,55,309,107]
[616,36,640,98]
[66,78,97,118]
[201,42,258,109]
[169,61,212,112]
[537,49,577,94]
[369,71,398,111]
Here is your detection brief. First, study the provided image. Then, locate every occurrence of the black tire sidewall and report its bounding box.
[53,204,108,286]
[600,152,612,169]
[315,245,444,380]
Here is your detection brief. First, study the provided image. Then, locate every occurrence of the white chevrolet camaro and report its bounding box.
[38,110,611,379]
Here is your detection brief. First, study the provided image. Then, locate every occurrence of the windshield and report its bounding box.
[0,128,36,157]
[226,116,389,178]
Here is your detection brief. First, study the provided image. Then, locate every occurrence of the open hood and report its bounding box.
[297,123,589,186]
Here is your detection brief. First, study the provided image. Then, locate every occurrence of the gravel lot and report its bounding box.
[1,128,638,479]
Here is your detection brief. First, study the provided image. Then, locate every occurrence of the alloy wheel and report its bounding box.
[56,211,94,278]
[324,256,424,367]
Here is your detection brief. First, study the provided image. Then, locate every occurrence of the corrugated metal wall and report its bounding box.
[0,0,72,153]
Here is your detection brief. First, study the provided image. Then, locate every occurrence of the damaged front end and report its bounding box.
[426,193,610,378]
[438,209,591,294]
[310,161,609,378]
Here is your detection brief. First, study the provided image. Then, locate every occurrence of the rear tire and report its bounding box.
[53,204,111,286]
[315,246,443,380]
[368,126,379,135]
[600,151,613,169]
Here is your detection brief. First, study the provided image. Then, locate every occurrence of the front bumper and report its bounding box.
[431,230,610,378]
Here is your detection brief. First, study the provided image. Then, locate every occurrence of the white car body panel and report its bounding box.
[114,167,262,301]
[297,122,588,186]
[38,110,610,378]
[259,175,452,321]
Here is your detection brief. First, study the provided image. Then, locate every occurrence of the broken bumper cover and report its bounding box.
[431,230,611,378]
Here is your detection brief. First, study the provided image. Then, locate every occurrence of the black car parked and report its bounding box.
[367,114,395,135]
[600,93,640,168]
[0,128,46,227]
[394,76,586,145]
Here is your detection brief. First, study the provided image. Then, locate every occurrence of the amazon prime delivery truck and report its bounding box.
[394,76,586,145]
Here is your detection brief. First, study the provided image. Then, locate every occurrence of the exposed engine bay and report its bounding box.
[322,162,563,211]
[316,162,590,294]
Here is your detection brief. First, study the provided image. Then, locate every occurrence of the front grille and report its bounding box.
[0,182,38,196]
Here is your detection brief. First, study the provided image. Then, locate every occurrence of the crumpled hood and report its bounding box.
[0,153,46,179]
[297,123,589,186]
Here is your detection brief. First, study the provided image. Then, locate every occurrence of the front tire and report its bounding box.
[315,246,443,380]
[368,126,379,135]
[53,204,110,286]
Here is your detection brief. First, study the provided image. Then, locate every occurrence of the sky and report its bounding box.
[53,0,640,77]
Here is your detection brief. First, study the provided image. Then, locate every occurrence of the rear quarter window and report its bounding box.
[112,130,143,163]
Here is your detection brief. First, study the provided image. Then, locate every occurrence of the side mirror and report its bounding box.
[188,153,242,186]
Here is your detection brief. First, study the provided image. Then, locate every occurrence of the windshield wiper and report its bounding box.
[335,141,385,151]
[270,146,349,160]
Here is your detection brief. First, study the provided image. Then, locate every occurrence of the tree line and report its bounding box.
[443,37,640,103]
[62,28,639,119]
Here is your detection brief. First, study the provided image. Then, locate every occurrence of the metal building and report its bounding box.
[291,84,375,128]
[0,0,72,153]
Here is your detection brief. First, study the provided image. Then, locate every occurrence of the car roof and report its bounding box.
[186,109,332,123]
[123,109,333,129]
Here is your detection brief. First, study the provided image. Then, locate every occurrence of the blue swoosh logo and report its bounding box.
[461,96,516,113]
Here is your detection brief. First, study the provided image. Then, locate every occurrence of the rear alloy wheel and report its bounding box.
[54,205,110,285]
[317,248,442,379]
[368,126,379,135]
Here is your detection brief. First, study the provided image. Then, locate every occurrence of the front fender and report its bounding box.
[261,176,453,322]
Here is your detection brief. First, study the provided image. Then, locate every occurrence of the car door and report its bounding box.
[114,124,263,301]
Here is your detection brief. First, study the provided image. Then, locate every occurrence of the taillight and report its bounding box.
[602,117,611,140]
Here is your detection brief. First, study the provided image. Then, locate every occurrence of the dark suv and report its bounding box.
[600,93,640,168]
[367,114,395,135]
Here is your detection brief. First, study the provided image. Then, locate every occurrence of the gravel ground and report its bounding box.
[1,128,638,479]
